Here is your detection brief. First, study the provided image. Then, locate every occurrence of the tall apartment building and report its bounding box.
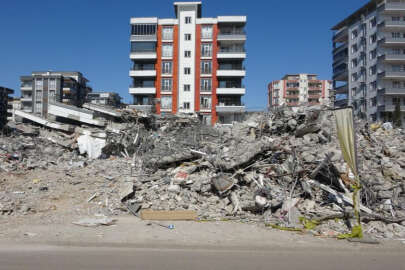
[333,0,405,126]
[268,74,332,109]
[86,92,122,108]
[0,86,14,129]
[129,2,246,125]
[20,71,92,117]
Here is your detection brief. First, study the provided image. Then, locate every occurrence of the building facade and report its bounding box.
[0,86,14,129]
[129,2,246,124]
[20,71,92,117]
[86,92,122,107]
[268,74,332,109]
[333,0,405,126]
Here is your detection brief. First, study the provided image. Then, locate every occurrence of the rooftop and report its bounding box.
[174,1,202,18]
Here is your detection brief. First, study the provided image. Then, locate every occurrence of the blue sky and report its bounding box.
[0,0,368,110]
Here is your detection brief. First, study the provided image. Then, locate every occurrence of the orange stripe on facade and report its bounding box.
[155,25,162,114]
[195,25,201,112]
[211,24,218,125]
[172,25,179,114]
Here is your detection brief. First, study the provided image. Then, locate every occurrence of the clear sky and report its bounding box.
[0,0,368,110]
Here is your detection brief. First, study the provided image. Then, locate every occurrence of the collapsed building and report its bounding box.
[1,102,405,240]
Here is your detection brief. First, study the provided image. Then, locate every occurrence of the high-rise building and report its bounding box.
[20,71,92,117]
[129,2,247,124]
[0,86,14,129]
[268,74,332,109]
[332,0,405,126]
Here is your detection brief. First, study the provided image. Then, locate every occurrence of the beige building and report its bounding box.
[268,74,332,109]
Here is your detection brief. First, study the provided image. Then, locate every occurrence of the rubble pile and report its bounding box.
[1,106,405,239]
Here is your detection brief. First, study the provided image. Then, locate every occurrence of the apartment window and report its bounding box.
[184,50,191,58]
[393,48,401,55]
[370,49,377,59]
[49,78,56,90]
[161,96,172,110]
[200,96,212,109]
[162,61,172,74]
[184,67,191,75]
[370,81,377,90]
[370,65,377,75]
[393,97,400,104]
[131,24,157,36]
[392,64,402,72]
[131,42,156,52]
[352,87,357,96]
[393,81,401,88]
[185,17,192,24]
[35,90,42,99]
[201,61,212,74]
[201,43,212,57]
[392,32,401,38]
[351,73,357,82]
[185,34,192,41]
[351,58,358,68]
[392,16,401,22]
[49,90,56,102]
[184,84,191,92]
[201,78,212,92]
[370,33,377,44]
[35,103,42,113]
[35,79,43,90]
[370,17,377,28]
[162,27,173,40]
[201,25,213,39]
[351,44,358,54]
[183,102,190,109]
[351,30,358,39]
[162,44,173,57]
[161,79,172,91]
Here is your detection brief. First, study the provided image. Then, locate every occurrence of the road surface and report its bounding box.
[0,244,404,270]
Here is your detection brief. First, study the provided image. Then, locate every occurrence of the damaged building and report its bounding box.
[129,1,247,125]
[86,91,122,108]
[0,86,14,130]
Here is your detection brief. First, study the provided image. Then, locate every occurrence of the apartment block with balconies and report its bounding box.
[332,0,405,126]
[268,74,332,110]
[129,2,246,125]
[0,86,14,129]
[19,71,91,118]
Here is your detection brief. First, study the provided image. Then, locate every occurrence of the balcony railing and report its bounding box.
[382,88,405,95]
[333,27,348,42]
[385,3,405,11]
[218,48,246,53]
[218,30,246,35]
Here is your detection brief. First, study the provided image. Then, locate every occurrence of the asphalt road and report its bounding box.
[0,244,404,270]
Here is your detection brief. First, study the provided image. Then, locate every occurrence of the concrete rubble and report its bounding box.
[1,105,405,240]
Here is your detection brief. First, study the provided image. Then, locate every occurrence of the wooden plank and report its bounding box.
[140,210,197,221]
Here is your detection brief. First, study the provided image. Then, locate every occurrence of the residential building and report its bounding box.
[0,87,14,129]
[129,2,246,124]
[332,0,405,126]
[86,92,122,108]
[8,98,21,123]
[20,71,92,117]
[268,74,332,109]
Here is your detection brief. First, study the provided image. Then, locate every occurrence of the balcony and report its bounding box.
[379,20,405,31]
[129,87,156,94]
[129,70,156,77]
[130,51,157,60]
[333,68,348,81]
[128,105,153,112]
[21,96,32,102]
[333,27,348,43]
[216,104,245,113]
[334,98,348,108]
[335,84,348,94]
[216,69,246,77]
[130,34,157,42]
[382,88,405,95]
[217,31,246,41]
[382,104,405,112]
[378,37,405,47]
[333,43,348,56]
[217,49,246,59]
[20,85,32,91]
[381,54,405,63]
[379,71,405,80]
[382,3,405,13]
[216,87,246,95]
